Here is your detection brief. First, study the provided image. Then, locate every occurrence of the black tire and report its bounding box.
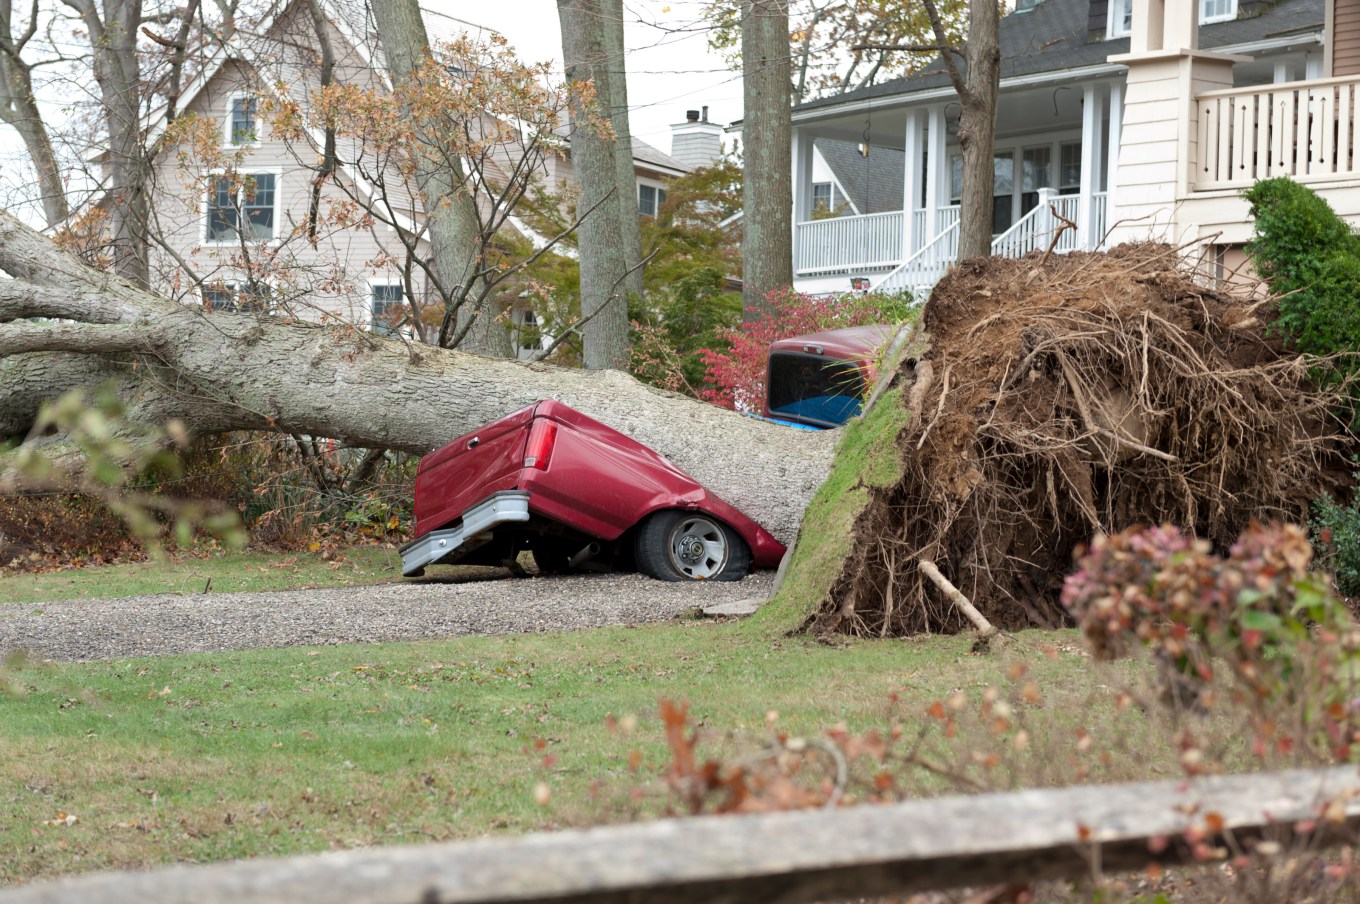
[634,511,751,582]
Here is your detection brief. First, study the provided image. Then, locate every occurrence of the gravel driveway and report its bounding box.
[0,571,775,663]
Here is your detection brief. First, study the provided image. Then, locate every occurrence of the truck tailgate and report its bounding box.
[412,404,537,537]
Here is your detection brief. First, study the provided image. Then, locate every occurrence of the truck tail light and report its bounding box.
[523,419,558,470]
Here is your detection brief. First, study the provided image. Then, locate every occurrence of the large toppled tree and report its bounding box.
[0,211,834,546]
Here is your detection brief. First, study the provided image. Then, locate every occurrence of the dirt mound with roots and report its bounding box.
[814,243,1353,637]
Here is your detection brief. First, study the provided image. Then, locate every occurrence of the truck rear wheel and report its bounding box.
[634,511,751,582]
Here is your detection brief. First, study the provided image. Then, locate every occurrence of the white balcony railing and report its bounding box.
[1194,75,1360,190]
[793,210,903,275]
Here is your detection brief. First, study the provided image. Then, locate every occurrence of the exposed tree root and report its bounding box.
[814,244,1354,637]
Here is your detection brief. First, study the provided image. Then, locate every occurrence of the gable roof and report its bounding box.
[814,138,904,215]
[158,0,687,176]
[794,0,1324,115]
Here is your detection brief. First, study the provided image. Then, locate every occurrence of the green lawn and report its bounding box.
[1,620,1161,885]
[0,546,406,605]
[0,386,1209,887]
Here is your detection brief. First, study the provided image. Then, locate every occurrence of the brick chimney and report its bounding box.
[669,106,724,169]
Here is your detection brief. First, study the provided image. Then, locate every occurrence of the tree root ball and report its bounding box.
[815,243,1354,638]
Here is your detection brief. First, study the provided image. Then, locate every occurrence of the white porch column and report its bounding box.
[1078,83,1106,250]
[1104,80,1123,249]
[791,129,814,273]
[792,129,815,224]
[1274,60,1292,83]
[925,104,947,239]
[902,108,923,258]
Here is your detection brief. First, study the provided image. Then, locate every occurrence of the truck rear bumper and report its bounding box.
[399,490,532,577]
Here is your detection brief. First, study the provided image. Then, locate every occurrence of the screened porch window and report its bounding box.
[1059,143,1081,195]
[1020,146,1052,217]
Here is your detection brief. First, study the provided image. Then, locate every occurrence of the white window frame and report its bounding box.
[1200,0,1237,25]
[203,168,282,246]
[1107,0,1133,39]
[514,307,546,357]
[1108,0,1236,39]
[637,181,667,217]
[811,181,833,212]
[199,278,273,313]
[224,93,263,148]
[368,279,409,338]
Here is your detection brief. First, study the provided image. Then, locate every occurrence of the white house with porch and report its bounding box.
[791,0,1333,296]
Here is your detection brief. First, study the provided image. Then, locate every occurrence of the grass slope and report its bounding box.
[753,386,911,635]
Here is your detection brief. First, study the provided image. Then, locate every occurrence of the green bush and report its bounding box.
[1311,474,1360,598]
[1244,177,1360,366]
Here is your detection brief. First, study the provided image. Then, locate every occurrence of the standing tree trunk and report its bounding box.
[923,0,1000,261]
[61,0,150,286]
[0,0,69,228]
[559,0,630,369]
[369,0,511,357]
[740,0,793,321]
[601,0,645,310]
[0,211,834,546]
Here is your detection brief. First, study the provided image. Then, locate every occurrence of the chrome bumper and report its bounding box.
[399,490,531,577]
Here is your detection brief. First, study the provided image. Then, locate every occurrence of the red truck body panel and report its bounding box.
[411,400,785,570]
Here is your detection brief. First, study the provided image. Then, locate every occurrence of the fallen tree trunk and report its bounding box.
[0,212,834,545]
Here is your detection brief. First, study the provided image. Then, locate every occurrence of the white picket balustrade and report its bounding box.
[793,210,903,275]
[875,220,960,296]
[1194,76,1360,190]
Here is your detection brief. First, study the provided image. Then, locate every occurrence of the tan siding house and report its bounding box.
[144,0,690,347]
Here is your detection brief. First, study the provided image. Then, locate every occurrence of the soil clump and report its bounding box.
[815,244,1351,637]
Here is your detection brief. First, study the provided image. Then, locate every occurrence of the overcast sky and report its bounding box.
[0,0,744,224]
[431,0,743,158]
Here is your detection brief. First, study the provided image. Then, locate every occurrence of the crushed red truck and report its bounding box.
[400,325,895,583]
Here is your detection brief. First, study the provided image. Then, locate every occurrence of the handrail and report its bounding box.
[988,204,1044,258]
[793,209,903,230]
[1196,72,1360,100]
[876,219,959,294]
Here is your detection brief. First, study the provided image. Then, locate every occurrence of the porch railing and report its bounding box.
[1194,75,1360,190]
[987,191,1112,261]
[794,210,903,275]
[874,193,1107,296]
[875,220,960,296]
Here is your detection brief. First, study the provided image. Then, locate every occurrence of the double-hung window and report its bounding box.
[206,171,277,243]
[811,182,833,213]
[1200,0,1236,23]
[228,96,258,146]
[638,184,667,217]
[371,284,405,337]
